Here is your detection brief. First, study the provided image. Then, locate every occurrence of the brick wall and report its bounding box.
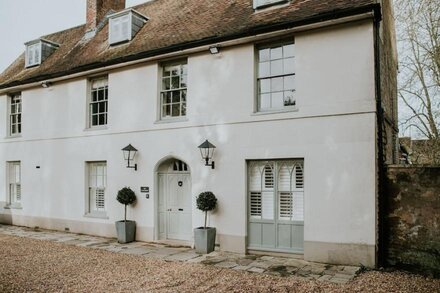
[384,166,440,277]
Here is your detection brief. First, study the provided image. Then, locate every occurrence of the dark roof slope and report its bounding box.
[0,0,378,89]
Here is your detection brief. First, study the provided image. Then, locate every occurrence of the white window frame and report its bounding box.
[109,12,131,45]
[88,77,108,128]
[256,41,296,113]
[6,161,21,208]
[25,42,41,68]
[86,162,107,217]
[253,0,289,9]
[8,93,22,136]
[159,60,188,120]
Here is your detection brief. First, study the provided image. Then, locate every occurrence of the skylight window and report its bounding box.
[253,0,289,9]
[108,9,148,45]
[25,39,59,68]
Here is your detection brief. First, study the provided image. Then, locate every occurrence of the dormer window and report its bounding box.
[25,39,59,68]
[253,0,289,9]
[26,43,41,67]
[108,9,148,45]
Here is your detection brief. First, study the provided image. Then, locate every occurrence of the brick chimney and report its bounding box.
[86,0,126,32]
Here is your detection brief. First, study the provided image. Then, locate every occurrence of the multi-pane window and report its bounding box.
[7,162,21,206]
[257,42,296,111]
[25,43,41,67]
[89,77,108,127]
[109,13,131,44]
[249,160,304,221]
[9,93,22,136]
[160,61,187,119]
[88,162,107,213]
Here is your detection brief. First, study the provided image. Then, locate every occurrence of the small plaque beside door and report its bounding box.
[141,186,150,199]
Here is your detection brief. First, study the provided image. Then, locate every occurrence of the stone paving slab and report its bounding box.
[0,224,361,284]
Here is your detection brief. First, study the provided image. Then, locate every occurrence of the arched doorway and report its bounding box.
[157,158,192,241]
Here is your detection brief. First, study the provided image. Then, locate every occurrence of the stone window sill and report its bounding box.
[251,108,299,116]
[155,117,189,124]
[84,126,108,132]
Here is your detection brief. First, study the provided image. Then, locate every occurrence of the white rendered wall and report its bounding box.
[0,20,377,265]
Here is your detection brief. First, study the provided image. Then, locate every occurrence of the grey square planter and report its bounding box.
[194,227,216,254]
[115,220,136,244]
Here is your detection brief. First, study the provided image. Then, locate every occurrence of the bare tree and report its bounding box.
[396,0,440,163]
[396,0,439,138]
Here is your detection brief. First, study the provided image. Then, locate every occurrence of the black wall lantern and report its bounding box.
[122,144,138,171]
[198,140,216,169]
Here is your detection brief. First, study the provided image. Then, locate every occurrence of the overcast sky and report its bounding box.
[0,0,146,73]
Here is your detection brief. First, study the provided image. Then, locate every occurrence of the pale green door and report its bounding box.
[248,160,304,253]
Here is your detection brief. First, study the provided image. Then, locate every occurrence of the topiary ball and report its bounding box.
[117,187,137,205]
[196,191,217,212]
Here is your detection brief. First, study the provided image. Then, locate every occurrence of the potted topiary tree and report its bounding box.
[194,191,217,254]
[116,187,137,243]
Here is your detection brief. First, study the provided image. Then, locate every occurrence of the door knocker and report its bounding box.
[178,181,183,187]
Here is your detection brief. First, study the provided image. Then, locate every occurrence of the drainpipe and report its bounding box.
[373,5,386,268]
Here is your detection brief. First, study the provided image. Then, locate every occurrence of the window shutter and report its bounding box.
[295,165,304,189]
[250,192,262,217]
[16,184,21,202]
[279,192,293,220]
[264,165,274,188]
[95,188,105,210]
[293,164,304,221]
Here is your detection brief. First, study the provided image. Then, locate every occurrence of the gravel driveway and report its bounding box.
[0,234,438,292]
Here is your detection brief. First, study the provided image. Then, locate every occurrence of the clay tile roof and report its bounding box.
[0,0,378,89]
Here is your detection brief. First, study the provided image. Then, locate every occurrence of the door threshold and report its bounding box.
[247,249,304,259]
[154,239,193,248]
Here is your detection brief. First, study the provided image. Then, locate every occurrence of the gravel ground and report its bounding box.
[0,235,438,293]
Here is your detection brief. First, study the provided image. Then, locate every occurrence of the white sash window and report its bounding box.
[89,77,108,127]
[257,42,296,112]
[160,61,188,119]
[88,162,107,213]
[8,162,21,206]
[9,93,22,136]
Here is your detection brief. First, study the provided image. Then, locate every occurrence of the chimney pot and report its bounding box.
[86,0,126,32]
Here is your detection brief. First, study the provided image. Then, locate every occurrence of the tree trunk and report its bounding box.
[124,204,127,222]
[204,211,207,229]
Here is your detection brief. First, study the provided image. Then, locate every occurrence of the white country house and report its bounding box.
[0,0,398,267]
